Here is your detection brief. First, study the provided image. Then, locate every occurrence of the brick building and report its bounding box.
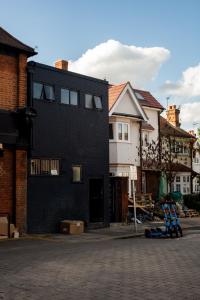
[0,27,36,233]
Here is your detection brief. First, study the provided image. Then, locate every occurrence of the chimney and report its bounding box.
[166,105,181,128]
[54,60,68,71]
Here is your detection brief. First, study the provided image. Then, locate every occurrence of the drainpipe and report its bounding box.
[12,54,20,226]
[139,121,143,193]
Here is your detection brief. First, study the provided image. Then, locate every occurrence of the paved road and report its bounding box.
[0,230,200,300]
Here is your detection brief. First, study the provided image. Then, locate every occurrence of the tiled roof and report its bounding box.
[160,116,196,139]
[108,82,164,112]
[141,122,154,131]
[170,163,198,175]
[0,27,36,57]
[108,83,127,110]
[133,88,164,110]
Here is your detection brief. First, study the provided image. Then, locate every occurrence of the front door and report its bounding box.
[110,177,128,222]
[89,178,104,222]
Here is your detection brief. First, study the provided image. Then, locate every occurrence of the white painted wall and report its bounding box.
[114,90,140,116]
[109,116,140,167]
[143,107,159,142]
[192,142,200,193]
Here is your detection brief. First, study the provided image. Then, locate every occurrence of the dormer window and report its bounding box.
[135,92,144,100]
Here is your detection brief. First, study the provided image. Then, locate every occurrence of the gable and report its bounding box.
[112,89,143,118]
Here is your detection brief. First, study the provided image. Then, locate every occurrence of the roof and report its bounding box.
[109,83,127,110]
[141,122,154,131]
[160,116,196,139]
[170,163,198,175]
[0,27,36,57]
[108,82,164,111]
[133,88,164,110]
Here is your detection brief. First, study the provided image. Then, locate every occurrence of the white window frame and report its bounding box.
[116,122,130,142]
[142,131,150,147]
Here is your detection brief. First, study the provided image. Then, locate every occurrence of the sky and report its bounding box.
[1,0,200,130]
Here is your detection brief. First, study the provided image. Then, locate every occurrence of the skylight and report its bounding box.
[135,92,144,100]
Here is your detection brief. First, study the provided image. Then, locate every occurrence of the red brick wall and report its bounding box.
[0,149,14,218]
[0,51,28,233]
[16,150,27,232]
[0,54,18,110]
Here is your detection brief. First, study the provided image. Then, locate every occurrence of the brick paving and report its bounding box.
[0,226,200,300]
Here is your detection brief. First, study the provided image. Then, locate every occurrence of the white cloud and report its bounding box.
[69,40,170,87]
[161,63,200,98]
[180,102,200,129]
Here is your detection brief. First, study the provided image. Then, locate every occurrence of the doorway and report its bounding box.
[110,177,128,222]
[89,178,104,222]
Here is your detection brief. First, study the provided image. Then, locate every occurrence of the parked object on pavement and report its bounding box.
[145,201,183,238]
[60,220,84,235]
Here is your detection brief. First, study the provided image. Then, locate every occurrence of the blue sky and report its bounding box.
[1,0,200,128]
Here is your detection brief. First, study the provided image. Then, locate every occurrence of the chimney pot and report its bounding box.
[55,60,68,71]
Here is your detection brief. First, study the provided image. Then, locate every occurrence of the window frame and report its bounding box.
[142,131,150,147]
[116,122,130,142]
[30,158,60,176]
[72,165,82,183]
[60,88,79,106]
[84,94,103,111]
[33,82,55,101]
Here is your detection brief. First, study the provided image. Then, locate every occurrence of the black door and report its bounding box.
[89,178,104,222]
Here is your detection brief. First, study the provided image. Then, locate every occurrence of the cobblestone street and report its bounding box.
[0,228,200,300]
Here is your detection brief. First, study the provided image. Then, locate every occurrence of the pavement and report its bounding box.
[0,218,200,299]
[1,217,199,244]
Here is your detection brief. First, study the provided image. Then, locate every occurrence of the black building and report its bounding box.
[27,60,109,233]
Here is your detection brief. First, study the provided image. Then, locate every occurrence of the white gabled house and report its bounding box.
[108,82,148,197]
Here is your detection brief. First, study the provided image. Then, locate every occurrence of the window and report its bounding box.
[70,91,78,105]
[135,92,144,100]
[94,96,102,109]
[33,82,55,101]
[183,176,186,182]
[124,124,128,141]
[187,176,190,182]
[176,184,181,192]
[61,88,78,105]
[85,94,93,109]
[61,89,69,104]
[30,159,60,175]
[72,165,82,182]
[109,123,114,140]
[85,94,103,110]
[142,131,149,147]
[176,176,180,182]
[174,141,189,155]
[117,122,129,142]
[118,123,123,140]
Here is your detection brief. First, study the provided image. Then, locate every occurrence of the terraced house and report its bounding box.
[160,105,197,195]
[108,82,163,221]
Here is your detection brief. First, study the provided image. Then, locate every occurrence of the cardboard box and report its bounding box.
[60,220,84,235]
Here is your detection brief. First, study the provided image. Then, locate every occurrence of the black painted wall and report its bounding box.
[27,62,109,233]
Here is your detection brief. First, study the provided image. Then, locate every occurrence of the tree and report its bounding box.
[141,136,179,194]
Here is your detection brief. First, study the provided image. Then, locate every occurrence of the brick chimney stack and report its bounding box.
[54,60,68,71]
[166,105,181,128]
